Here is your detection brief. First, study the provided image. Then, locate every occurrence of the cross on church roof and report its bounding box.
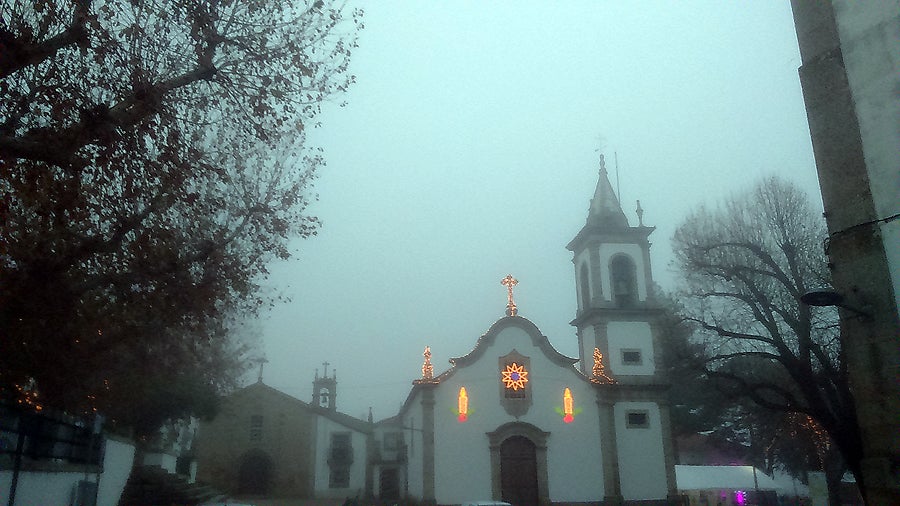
[501,274,518,317]
[256,358,268,383]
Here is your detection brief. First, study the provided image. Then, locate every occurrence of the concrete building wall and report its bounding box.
[313,416,369,498]
[97,435,137,506]
[401,398,425,499]
[0,433,135,506]
[790,1,900,502]
[607,321,656,376]
[614,401,669,501]
[830,0,900,310]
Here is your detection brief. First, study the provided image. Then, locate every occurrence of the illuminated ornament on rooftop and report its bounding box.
[501,274,518,316]
[422,346,434,380]
[590,347,615,384]
[457,387,468,422]
[501,362,528,391]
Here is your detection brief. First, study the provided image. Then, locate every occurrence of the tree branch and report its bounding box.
[0,1,93,78]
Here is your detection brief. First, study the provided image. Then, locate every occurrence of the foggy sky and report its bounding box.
[251,1,821,421]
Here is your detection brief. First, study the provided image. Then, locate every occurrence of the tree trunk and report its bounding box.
[824,448,847,506]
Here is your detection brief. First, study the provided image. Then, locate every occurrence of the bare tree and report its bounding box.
[0,0,362,436]
[672,176,861,504]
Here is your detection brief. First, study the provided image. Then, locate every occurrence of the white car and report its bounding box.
[462,502,513,506]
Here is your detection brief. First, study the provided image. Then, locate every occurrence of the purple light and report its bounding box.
[735,490,746,505]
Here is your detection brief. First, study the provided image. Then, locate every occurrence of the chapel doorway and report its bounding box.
[380,467,400,500]
[238,450,273,496]
[500,435,539,506]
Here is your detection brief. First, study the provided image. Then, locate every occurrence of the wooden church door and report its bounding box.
[238,450,272,495]
[500,435,539,506]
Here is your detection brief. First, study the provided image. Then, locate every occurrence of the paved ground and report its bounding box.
[231,498,355,506]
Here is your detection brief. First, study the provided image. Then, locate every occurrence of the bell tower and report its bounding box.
[566,154,660,379]
[312,361,337,411]
[568,154,677,502]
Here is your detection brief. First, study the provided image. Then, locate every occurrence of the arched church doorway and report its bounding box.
[238,449,273,496]
[500,436,539,506]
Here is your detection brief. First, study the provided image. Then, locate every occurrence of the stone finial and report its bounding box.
[636,200,644,227]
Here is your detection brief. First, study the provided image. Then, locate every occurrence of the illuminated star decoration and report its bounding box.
[501,362,529,391]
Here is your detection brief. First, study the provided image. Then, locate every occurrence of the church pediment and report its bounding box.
[448,316,578,370]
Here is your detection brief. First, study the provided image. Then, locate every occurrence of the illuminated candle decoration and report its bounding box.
[457,387,469,422]
[563,388,574,423]
[501,362,528,390]
[554,387,582,423]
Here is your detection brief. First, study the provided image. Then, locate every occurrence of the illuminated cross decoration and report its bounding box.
[501,274,519,316]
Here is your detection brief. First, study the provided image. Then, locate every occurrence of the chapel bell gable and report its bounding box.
[312,362,337,411]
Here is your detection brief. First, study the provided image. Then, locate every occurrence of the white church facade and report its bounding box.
[196,156,677,505]
[376,155,676,505]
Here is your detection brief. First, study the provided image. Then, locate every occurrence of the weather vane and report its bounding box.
[501,274,518,316]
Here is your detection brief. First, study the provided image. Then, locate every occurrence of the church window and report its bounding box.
[610,255,638,307]
[329,433,353,464]
[383,432,403,451]
[328,432,353,488]
[329,467,350,488]
[579,263,591,310]
[621,349,643,365]
[626,410,649,429]
[249,415,263,441]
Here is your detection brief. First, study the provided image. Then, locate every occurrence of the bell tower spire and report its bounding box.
[587,154,629,229]
[566,153,658,374]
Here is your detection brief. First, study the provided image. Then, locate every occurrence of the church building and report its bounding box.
[194,365,375,499]
[383,155,677,505]
[194,155,676,505]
